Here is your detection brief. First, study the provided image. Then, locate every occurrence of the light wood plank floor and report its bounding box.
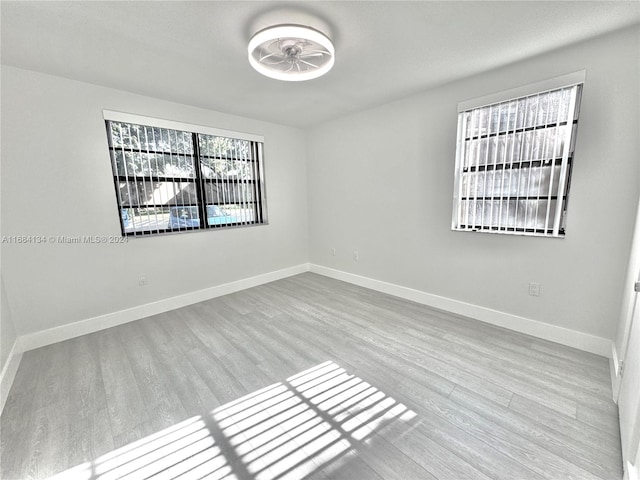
[1,273,622,479]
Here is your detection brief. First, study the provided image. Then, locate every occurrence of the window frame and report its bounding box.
[451,71,585,238]
[103,111,267,237]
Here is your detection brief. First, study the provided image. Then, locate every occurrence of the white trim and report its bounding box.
[458,70,587,112]
[615,194,640,401]
[613,341,622,376]
[102,110,265,143]
[4,261,612,412]
[310,264,611,357]
[611,341,622,402]
[624,460,638,480]
[0,338,24,414]
[18,264,309,353]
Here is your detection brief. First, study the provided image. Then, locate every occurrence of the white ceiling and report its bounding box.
[2,1,639,128]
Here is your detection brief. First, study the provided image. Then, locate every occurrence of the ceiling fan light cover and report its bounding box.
[248,25,335,81]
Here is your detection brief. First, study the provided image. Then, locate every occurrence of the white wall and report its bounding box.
[307,26,640,342]
[0,65,309,337]
[2,25,638,353]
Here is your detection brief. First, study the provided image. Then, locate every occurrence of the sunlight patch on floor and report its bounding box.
[47,361,416,480]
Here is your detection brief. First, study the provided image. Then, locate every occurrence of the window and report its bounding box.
[452,72,584,237]
[104,111,267,236]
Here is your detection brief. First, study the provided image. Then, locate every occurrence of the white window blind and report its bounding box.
[452,73,584,237]
[104,112,267,237]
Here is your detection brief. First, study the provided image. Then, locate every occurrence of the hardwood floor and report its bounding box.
[0,273,622,479]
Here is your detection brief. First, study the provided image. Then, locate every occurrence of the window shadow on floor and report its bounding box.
[47,360,418,480]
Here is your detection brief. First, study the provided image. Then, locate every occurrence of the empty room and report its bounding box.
[1,1,640,479]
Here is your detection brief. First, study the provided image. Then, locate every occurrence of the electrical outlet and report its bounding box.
[331,248,336,256]
[353,251,359,261]
[139,274,148,287]
[528,282,540,296]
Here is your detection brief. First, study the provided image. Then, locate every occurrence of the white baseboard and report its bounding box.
[18,263,310,353]
[1,263,307,414]
[310,264,612,358]
[3,261,613,414]
[0,338,23,414]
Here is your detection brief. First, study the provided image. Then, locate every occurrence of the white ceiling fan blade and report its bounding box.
[303,49,330,55]
[299,59,319,69]
[259,52,282,62]
[262,59,288,66]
